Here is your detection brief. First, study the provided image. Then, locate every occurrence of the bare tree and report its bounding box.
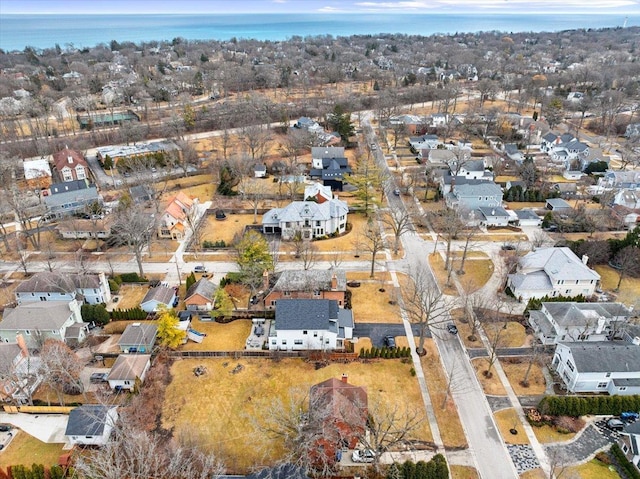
[0,349,39,406]
[240,124,271,162]
[380,207,412,255]
[39,339,84,405]
[245,179,268,225]
[457,226,480,274]
[361,218,386,278]
[110,205,156,277]
[613,246,640,292]
[429,208,465,271]
[184,204,204,257]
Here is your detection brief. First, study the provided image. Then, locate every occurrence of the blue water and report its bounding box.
[0,13,636,51]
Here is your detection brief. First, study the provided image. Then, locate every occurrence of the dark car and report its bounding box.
[621,412,640,421]
[447,324,458,335]
[607,418,625,431]
[173,297,180,307]
[90,372,108,384]
[393,189,401,196]
[383,335,396,348]
[0,424,11,432]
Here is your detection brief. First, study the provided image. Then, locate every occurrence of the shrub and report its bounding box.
[108,279,120,293]
[539,395,640,417]
[410,367,416,376]
[611,443,640,479]
[119,272,148,283]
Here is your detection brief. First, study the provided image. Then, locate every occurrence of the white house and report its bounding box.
[65,405,118,446]
[22,158,52,185]
[269,299,354,351]
[15,272,111,305]
[528,302,631,345]
[262,199,348,240]
[107,354,151,391]
[409,134,440,151]
[552,342,640,395]
[0,300,84,348]
[507,247,600,301]
[0,337,42,404]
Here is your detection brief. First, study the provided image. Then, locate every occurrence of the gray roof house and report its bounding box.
[117,322,158,353]
[0,299,84,348]
[184,278,216,311]
[262,199,348,241]
[477,206,511,227]
[15,271,111,305]
[507,247,600,301]
[445,182,503,211]
[529,302,631,345]
[552,341,640,395]
[140,285,176,313]
[44,180,101,218]
[65,405,118,446]
[107,354,151,391]
[269,299,354,351]
[515,209,542,226]
[546,198,572,211]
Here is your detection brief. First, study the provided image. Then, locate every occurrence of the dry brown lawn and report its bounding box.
[199,213,255,246]
[312,213,370,253]
[350,282,401,323]
[103,319,157,335]
[162,358,430,473]
[428,253,458,296]
[479,233,530,242]
[494,408,529,445]
[0,281,19,310]
[114,284,150,310]
[452,311,483,349]
[502,361,546,396]
[519,468,547,479]
[451,466,480,479]
[182,319,252,351]
[594,264,640,307]
[354,337,373,353]
[494,176,521,183]
[504,202,545,210]
[471,358,507,395]
[453,258,494,294]
[565,459,621,479]
[420,339,468,449]
[559,231,626,241]
[484,321,527,348]
[532,424,577,444]
[0,430,64,468]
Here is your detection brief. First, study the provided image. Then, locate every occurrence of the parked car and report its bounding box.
[607,418,625,431]
[621,412,640,421]
[393,189,401,196]
[0,424,11,432]
[193,265,207,273]
[90,372,109,384]
[352,449,375,463]
[447,324,458,335]
[501,244,516,251]
[383,335,396,348]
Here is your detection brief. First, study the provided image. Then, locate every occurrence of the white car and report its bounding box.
[352,449,375,463]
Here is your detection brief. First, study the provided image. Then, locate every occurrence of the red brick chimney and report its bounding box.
[341,373,348,384]
[263,270,269,290]
[331,273,338,291]
[16,333,29,358]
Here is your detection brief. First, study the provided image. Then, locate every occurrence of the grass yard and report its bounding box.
[162,358,430,473]
[427,253,459,296]
[32,384,96,405]
[564,459,620,479]
[0,281,19,310]
[103,319,157,335]
[420,339,468,449]
[312,214,370,253]
[484,321,527,348]
[494,408,529,445]
[450,466,480,479]
[349,282,401,323]
[594,264,640,307]
[531,424,577,444]
[182,319,252,351]
[199,213,255,246]
[0,431,64,468]
[479,233,530,242]
[519,469,547,479]
[471,358,507,395]
[504,202,545,210]
[113,284,150,310]
[502,361,546,396]
[453,258,494,293]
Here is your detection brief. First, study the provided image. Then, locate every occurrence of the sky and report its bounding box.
[1,0,639,14]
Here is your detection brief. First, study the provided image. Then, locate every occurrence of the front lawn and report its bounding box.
[493,408,529,445]
[471,358,507,395]
[349,281,402,323]
[502,360,546,396]
[594,264,640,307]
[0,431,64,468]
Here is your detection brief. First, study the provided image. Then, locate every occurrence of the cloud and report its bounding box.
[318,6,345,12]
[354,0,640,12]
[272,0,287,3]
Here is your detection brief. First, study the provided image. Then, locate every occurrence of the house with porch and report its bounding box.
[65,405,118,446]
[107,354,151,391]
[264,270,347,309]
[157,192,197,240]
[15,271,111,305]
[262,199,348,240]
[268,299,354,351]
[552,341,640,395]
[528,302,631,345]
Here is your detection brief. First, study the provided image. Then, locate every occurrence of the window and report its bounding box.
[40,296,46,301]
[316,221,321,226]
[125,380,131,385]
[565,360,574,372]
[622,444,629,453]
[606,372,611,378]
[578,334,589,341]
[620,387,627,391]
[325,338,330,344]
[283,291,290,297]
[24,330,31,336]
[597,382,608,388]
[271,300,276,306]
[281,340,287,345]
[303,330,307,335]
[271,340,276,345]
[313,332,318,337]
[294,340,303,345]
[313,290,320,297]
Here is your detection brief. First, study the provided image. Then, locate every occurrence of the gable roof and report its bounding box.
[108,354,151,381]
[50,179,89,194]
[141,285,175,306]
[272,270,347,293]
[311,146,345,159]
[15,272,103,294]
[185,278,216,302]
[65,405,115,436]
[310,377,368,427]
[0,302,75,331]
[275,299,340,331]
[543,302,630,326]
[0,343,22,366]
[454,182,502,197]
[478,206,510,218]
[559,341,640,373]
[52,148,88,171]
[519,247,600,282]
[262,199,348,225]
[118,323,158,347]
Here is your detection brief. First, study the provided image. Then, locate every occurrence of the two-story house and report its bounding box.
[15,271,111,305]
[44,179,101,219]
[446,182,503,210]
[157,192,198,240]
[507,247,601,301]
[409,134,440,152]
[264,270,347,309]
[0,299,84,348]
[268,299,354,351]
[262,199,348,240]
[309,147,352,191]
[528,302,631,345]
[552,341,640,395]
[52,148,89,182]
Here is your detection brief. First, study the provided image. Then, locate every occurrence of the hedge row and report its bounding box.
[360,346,412,359]
[611,443,640,479]
[386,455,448,479]
[538,395,640,417]
[1,464,70,479]
[110,307,147,320]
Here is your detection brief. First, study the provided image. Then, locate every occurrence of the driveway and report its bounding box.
[353,322,423,347]
[0,413,68,443]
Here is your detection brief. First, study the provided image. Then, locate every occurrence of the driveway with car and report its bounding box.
[353,323,423,348]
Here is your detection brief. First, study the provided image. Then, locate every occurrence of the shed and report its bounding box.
[546,198,572,211]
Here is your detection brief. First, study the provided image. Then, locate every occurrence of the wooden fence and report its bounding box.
[3,405,74,414]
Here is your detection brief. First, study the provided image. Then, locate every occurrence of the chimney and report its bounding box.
[67,155,73,164]
[341,373,348,384]
[16,333,29,358]
[263,270,269,290]
[331,273,338,291]
[582,254,589,265]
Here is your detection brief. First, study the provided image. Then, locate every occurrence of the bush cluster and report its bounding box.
[81,303,110,326]
[219,273,242,287]
[117,272,148,283]
[110,307,147,320]
[2,464,70,479]
[611,443,640,479]
[386,455,448,479]
[538,395,640,417]
[202,240,227,248]
[524,294,587,314]
[359,346,411,359]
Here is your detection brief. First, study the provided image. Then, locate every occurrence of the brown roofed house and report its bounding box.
[52,148,89,183]
[157,192,197,240]
[264,269,347,309]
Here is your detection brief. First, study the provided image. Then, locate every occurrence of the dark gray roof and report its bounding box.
[515,209,540,220]
[246,464,307,479]
[117,323,158,347]
[625,422,640,435]
[275,299,340,331]
[612,378,640,387]
[65,405,115,436]
[50,179,89,195]
[129,185,154,202]
[16,272,103,294]
[108,354,150,381]
[272,270,347,293]
[561,341,640,373]
[185,278,215,301]
[478,206,510,218]
[0,302,75,330]
[141,285,175,306]
[442,175,484,187]
[311,146,345,159]
[454,182,502,197]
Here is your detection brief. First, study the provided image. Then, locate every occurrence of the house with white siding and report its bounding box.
[107,354,151,391]
[65,405,118,446]
[15,272,111,305]
[262,199,348,240]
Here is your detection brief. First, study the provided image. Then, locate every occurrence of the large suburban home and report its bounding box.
[0,299,84,348]
[507,247,601,301]
[15,271,111,305]
[475,206,511,227]
[65,405,118,446]
[264,270,347,309]
[107,354,151,391]
[597,171,640,192]
[308,375,368,467]
[0,338,41,404]
[268,299,354,351]
[184,278,216,311]
[262,199,348,240]
[52,148,89,182]
[541,132,576,152]
[309,147,352,191]
[140,285,177,313]
[458,160,493,180]
[528,302,632,345]
[157,192,197,240]
[57,217,112,240]
[117,323,158,353]
[44,179,101,218]
[445,182,503,211]
[620,423,640,469]
[552,341,640,395]
[614,189,640,209]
